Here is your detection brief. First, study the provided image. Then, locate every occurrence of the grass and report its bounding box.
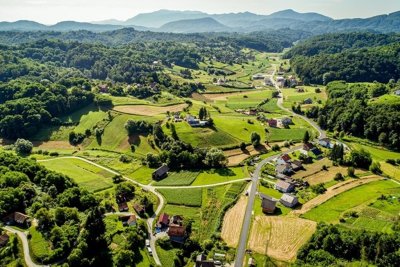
[156,246,180,267]
[154,171,199,186]
[268,127,307,142]
[40,158,114,192]
[192,167,248,186]
[29,227,51,262]
[129,166,155,185]
[213,115,267,142]
[303,180,400,226]
[158,188,203,206]
[225,90,273,109]
[253,184,291,216]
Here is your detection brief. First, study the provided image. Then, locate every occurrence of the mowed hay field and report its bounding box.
[248,216,317,262]
[221,196,247,247]
[113,103,187,116]
[40,158,114,192]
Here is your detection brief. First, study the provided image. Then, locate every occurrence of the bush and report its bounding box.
[334,173,344,181]
[311,183,326,194]
[49,152,59,157]
[271,144,280,151]
[15,138,33,155]
[369,161,382,174]
[347,167,355,177]
[119,154,132,163]
[385,159,396,165]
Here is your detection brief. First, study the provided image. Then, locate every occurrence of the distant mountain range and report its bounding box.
[0,9,399,34]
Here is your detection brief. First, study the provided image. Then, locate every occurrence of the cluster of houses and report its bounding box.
[260,192,299,214]
[157,213,186,243]
[275,75,301,88]
[186,115,209,127]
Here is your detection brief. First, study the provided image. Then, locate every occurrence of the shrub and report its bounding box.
[385,159,396,165]
[14,138,33,155]
[347,167,355,177]
[369,161,382,174]
[334,173,344,181]
[311,183,326,194]
[271,144,280,151]
[119,154,132,163]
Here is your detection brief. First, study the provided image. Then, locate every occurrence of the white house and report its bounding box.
[318,138,333,148]
[276,154,292,165]
[395,90,400,96]
[276,76,285,88]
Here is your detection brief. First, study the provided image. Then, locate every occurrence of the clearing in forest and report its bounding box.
[248,216,316,262]
[221,196,248,247]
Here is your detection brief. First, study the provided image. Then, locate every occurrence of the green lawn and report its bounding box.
[225,90,273,109]
[154,171,200,186]
[129,166,155,185]
[303,180,400,225]
[29,227,51,262]
[40,158,114,192]
[213,115,266,142]
[156,246,180,267]
[192,167,248,186]
[158,188,203,207]
[253,184,291,216]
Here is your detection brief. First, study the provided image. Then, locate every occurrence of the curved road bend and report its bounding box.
[4,226,43,267]
[234,68,326,267]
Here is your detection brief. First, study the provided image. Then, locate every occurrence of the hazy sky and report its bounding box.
[1,0,400,24]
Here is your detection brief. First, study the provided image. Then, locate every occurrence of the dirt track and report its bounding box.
[248,216,316,262]
[292,175,383,216]
[113,104,187,116]
[221,196,248,247]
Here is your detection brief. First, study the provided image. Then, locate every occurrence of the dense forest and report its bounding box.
[0,151,111,265]
[297,223,400,266]
[306,81,400,150]
[286,33,400,84]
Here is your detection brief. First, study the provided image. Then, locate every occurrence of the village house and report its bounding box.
[118,202,129,212]
[0,234,9,248]
[252,73,265,80]
[173,113,183,122]
[395,90,400,96]
[280,193,299,208]
[276,76,285,88]
[216,78,225,86]
[303,98,313,104]
[195,254,215,267]
[291,160,303,171]
[133,203,145,215]
[260,194,277,214]
[276,154,292,165]
[310,147,323,158]
[276,173,291,180]
[268,119,278,127]
[275,179,295,193]
[301,143,315,155]
[264,77,273,86]
[281,117,292,126]
[248,257,256,266]
[152,164,169,180]
[3,212,30,227]
[157,213,170,228]
[98,84,109,93]
[167,225,186,243]
[276,163,293,176]
[186,115,209,127]
[119,215,137,226]
[318,138,333,148]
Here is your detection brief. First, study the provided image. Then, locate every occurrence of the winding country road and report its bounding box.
[4,227,43,267]
[234,66,326,267]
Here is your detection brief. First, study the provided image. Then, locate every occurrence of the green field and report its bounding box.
[158,188,203,206]
[225,90,273,109]
[40,158,114,192]
[154,171,199,186]
[192,167,248,186]
[303,180,400,230]
[254,184,291,216]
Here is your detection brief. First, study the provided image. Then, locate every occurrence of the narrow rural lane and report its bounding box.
[235,66,326,266]
[4,227,43,267]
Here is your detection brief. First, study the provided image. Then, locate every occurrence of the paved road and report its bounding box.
[234,66,326,267]
[4,227,44,267]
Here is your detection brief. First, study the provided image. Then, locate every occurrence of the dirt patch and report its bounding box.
[248,216,317,262]
[225,146,259,166]
[292,175,383,216]
[31,141,75,150]
[221,196,248,247]
[113,104,187,116]
[202,90,263,101]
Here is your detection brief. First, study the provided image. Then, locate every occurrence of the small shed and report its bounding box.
[280,193,299,208]
[152,165,169,180]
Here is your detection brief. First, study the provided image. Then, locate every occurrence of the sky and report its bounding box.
[0,0,400,24]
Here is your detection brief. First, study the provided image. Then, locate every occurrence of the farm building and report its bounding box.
[280,193,299,208]
[0,234,9,248]
[152,164,169,180]
[303,98,313,104]
[318,138,333,148]
[310,147,323,158]
[276,173,291,180]
[275,180,295,193]
[195,254,215,267]
[281,117,292,126]
[264,77,273,86]
[260,194,277,214]
[252,73,265,80]
[276,76,285,87]
[157,213,170,228]
[394,90,400,96]
[276,164,293,175]
[268,119,278,127]
[248,257,256,266]
[120,215,137,226]
[3,212,30,227]
[118,202,128,212]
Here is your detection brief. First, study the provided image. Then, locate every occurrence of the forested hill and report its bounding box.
[0,28,311,49]
[284,32,400,58]
[286,33,400,84]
